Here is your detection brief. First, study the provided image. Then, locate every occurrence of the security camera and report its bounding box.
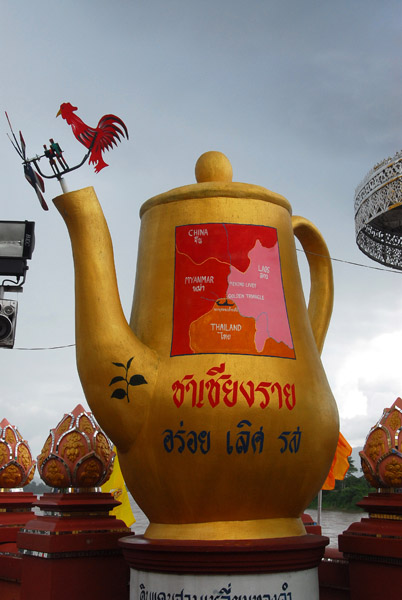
[0,221,35,347]
[0,299,18,348]
[0,221,35,279]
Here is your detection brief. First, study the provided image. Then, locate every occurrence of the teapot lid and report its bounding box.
[140,151,291,217]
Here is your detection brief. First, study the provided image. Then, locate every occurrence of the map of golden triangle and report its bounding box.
[171,223,295,358]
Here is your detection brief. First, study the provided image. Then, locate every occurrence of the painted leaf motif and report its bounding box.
[206,363,225,376]
[126,357,134,370]
[112,362,125,368]
[129,374,147,386]
[111,388,127,400]
[109,376,125,386]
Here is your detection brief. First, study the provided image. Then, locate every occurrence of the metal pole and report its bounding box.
[317,489,322,525]
[59,177,69,194]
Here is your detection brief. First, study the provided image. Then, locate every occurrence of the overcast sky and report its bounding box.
[1,0,401,464]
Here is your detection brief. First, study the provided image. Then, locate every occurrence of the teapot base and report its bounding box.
[143,517,306,541]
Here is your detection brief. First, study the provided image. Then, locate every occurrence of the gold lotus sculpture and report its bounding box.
[360,397,402,489]
[37,404,115,489]
[0,418,36,488]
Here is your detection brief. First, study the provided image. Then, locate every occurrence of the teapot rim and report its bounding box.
[140,181,291,218]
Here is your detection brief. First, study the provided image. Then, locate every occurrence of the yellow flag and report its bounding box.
[102,448,135,527]
[322,432,352,490]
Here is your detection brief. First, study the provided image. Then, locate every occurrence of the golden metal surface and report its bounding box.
[145,517,306,541]
[54,152,338,540]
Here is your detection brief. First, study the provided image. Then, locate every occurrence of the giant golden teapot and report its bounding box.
[54,151,338,541]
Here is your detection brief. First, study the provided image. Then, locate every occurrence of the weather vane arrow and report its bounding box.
[6,103,129,210]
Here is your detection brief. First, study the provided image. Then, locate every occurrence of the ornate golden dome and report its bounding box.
[360,397,402,489]
[0,418,35,488]
[38,404,115,489]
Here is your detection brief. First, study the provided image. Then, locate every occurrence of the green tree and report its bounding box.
[308,462,374,511]
[346,456,358,477]
[340,456,358,489]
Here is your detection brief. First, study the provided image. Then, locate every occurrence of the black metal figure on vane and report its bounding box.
[6,104,129,211]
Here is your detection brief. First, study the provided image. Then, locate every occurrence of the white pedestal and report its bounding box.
[120,534,328,600]
[131,567,318,600]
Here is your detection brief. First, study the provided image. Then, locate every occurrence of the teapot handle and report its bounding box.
[292,215,334,355]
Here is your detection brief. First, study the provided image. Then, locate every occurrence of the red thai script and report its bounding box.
[171,363,296,410]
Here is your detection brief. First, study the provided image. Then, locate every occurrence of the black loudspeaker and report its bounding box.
[0,299,18,348]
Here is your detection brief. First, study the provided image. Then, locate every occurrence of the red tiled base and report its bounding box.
[339,492,402,600]
[0,542,21,600]
[17,491,133,600]
[0,492,36,544]
[302,512,322,536]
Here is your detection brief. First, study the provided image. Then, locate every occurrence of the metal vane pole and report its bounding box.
[59,177,69,194]
[317,489,322,525]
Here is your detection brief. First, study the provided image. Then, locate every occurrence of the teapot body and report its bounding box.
[55,154,338,541]
[124,178,338,539]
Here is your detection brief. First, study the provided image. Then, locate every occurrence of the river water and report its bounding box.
[129,499,365,548]
[307,508,365,547]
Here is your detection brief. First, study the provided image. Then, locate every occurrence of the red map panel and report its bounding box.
[171,223,294,358]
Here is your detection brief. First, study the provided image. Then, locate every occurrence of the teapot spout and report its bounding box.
[53,187,159,450]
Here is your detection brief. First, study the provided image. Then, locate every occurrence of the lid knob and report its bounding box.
[195,151,233,183]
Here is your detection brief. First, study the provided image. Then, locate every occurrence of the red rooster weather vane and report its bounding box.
[6,103,129,210]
